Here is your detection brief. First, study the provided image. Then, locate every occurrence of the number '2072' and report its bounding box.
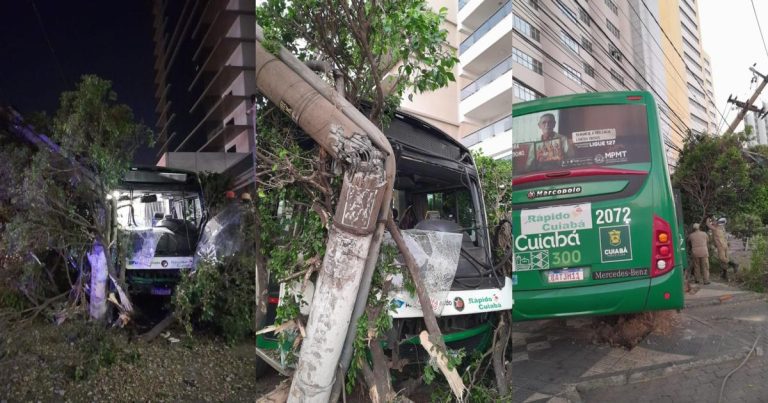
[595,207,630,224]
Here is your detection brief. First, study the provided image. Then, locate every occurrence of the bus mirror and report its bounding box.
[140,194,158,203]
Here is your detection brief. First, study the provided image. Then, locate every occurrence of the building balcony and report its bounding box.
[459,0,509,32]
[459,0,512,77]
[461,114,513,159]
[460,68,513,122]
[175,92,248,152]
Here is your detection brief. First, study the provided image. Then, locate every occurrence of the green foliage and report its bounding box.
[198,172,233,216]
[71,324,140,381]
[729,213,765,242]
[743,234,768,293]
[345,243,401,394]
[1,75,151,309]
[673,131,751,225]
[472,151,512,226]
[256,0,458,126]
[53,75,153,189]
[174,204,258,344]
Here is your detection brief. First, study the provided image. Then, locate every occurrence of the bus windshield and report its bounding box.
[512,104,651,176]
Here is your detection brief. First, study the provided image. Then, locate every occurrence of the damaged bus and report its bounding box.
[510,91,685,321]
[113,167,207,296]
[256,111,514,369]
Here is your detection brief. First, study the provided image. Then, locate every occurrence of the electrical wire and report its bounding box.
[513,5,619,92]
[718,335,761,403]
[623,0,726,133]
[629,0,726,134]
[750,0,768,63]
[515,0,693,154]
[531,0,694,139]
[29,0,68,88]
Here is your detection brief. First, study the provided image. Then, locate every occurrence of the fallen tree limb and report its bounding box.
[138,312,175,342]
[418,331,466,400]
[386,217,466,401]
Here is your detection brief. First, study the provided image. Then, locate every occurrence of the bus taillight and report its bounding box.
[652,215,674,278]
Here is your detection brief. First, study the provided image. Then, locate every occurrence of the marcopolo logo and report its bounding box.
[521,203,593,235]
[527,186,583,199]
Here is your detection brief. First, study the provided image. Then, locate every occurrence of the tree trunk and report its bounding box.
[87,241,108,321]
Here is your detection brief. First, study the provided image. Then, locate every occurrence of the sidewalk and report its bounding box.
[510,280,767,403]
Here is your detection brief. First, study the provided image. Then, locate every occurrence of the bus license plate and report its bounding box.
[547,268,584,283]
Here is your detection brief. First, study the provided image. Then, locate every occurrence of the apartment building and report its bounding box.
[152,0,256,187]
[496,0,716,165]
[664,0,719,135]
[454,0,514,159]
[745,103,768,146]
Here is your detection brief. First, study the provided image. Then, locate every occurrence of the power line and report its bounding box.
[29,0,69,88]
[631,0,727,134]
[579,0,694,134]
[621,0,726,132]
[750,0,768,63]
[513,11,611,92]
[513,0,693,144]
[514,3,622,92]
[536,0,693,138]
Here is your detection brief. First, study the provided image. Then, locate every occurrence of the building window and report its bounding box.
[610,68,624,85]
[564,64,582,84]
[609,43,622,62]
[584,63,595,77]
[512,47,543,74]
[607,20,620,39]
[581,36,593,53]
[556,0,577,22]
[605,0,618,15]
[513,80,542,101]
[579,6,590,26]
[514,14,540,42]
[560,30,579,54]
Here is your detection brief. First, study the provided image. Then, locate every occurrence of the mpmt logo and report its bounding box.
[527,186,583,199]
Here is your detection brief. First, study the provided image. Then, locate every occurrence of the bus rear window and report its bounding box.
[512,104,650,176]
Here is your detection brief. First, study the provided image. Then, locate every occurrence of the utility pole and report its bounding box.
[725,66,768,134]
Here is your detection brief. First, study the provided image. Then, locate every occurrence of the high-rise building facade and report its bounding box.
[152,0,256,187]
[488,0,717,166]
[455,0,514,159]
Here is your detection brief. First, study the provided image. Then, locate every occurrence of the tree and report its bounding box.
[255,1,459,401]
[672,131,751,225]
[0,75,151,323]
[257,0,457,128]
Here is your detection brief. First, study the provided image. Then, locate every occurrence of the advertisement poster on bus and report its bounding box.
[511,105,651,175]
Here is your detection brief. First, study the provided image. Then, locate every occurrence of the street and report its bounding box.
[510,279,768,403]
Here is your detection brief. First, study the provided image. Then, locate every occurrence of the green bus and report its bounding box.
[511,91,684,321]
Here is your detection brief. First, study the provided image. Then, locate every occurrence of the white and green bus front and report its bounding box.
[114,167,206,296]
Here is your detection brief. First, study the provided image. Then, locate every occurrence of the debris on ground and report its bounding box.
[591,311,680,349]
[0,316,279,401]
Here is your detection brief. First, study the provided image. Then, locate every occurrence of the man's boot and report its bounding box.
[720,270,728,280]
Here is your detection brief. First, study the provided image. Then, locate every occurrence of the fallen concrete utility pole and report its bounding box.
[255,24,395,402]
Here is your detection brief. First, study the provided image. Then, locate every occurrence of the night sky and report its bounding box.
[0,1,158,165]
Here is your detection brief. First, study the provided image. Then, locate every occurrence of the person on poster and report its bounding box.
[526,113,574,169]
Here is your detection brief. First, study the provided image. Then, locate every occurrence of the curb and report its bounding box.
[565,352,747,399]
[684,292,765,309]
